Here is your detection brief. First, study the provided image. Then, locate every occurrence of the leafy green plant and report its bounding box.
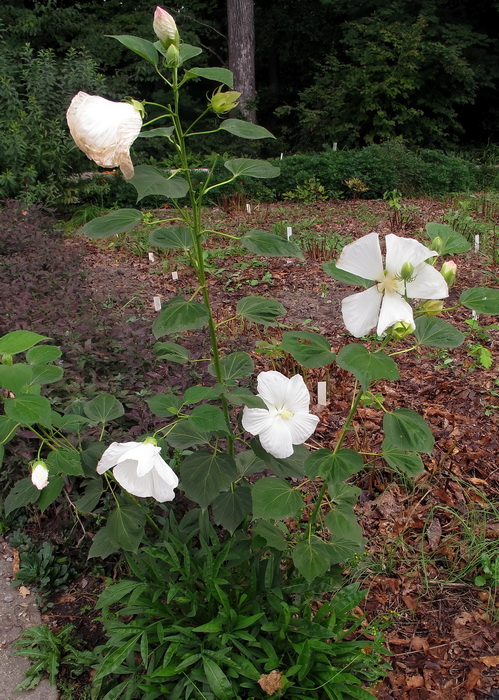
[13,623,95,692]
[12,541,71,602]
[283,176,328,203]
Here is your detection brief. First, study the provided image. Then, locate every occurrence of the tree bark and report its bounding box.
[227,0,256,123]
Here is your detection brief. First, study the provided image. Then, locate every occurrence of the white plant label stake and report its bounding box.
[317,381,327,406]
[472,310,478,321]
[148,252,155,262]
[474,234,480,252]
[153,296,162,311]
[286,226,292,241]
[246,203,252,214]
[172,271,179,281]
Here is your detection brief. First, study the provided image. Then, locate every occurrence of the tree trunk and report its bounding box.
[227,0,256,123]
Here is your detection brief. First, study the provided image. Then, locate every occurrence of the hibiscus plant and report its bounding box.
[1,7,499,699]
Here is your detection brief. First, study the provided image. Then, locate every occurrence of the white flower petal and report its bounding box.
[152,455,179,489]
[406,263,449,300]
[377,293,414,336]
[150,468,177,502]
[258,417,294,459]
[257,371,290,411]
[116,443,158,477]
[97,442,140,474]
[385,234,437,277]
[285,374,312,413]
[31,463,49,490]
[341,286,383,337]
[287,413,320,445]
[242,407,274,436]
[112,461,156,498]
[66,92,142,179]
[336,232,383,282]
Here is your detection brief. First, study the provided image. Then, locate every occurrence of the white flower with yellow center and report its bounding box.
[336,232,449,337]
[242,371,319,459]
[66,92,143,179]
[97,439,178,502]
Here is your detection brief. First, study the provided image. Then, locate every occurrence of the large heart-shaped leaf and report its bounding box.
[337,344,399,389]
[152,297,209,338]
[237,296,286,326]
[149,226,191,250]
[180,451,237,508]
[224,159,280,179]
[383,409,434,453]
[131,165,189,201]
[415,316,465,348]
[241,230,304,258]
[251,477,303,519]
[78,209,143,239]
[280,331,335,369]
[219,119,275,140]
[108,35,158,65]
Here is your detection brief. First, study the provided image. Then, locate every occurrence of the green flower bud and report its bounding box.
[440,260,457,288]
[400,261,414,281]
[166,44,181,67]
[391,321,414,339]
[143,436,158,446]
[1,353,13,366]
[421,300,444,316]
[431,236,444,255]
[210,87,241,114]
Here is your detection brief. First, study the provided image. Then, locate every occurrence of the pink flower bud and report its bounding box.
[153,6,179,47]
[440,260,457,287]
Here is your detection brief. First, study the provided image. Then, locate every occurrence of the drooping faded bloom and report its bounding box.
[242,371,319,459]
[97,439,178,502]
[153,6,179,47]
[336,232,448,337]
[31,461,49,490]
[66,92,143,179]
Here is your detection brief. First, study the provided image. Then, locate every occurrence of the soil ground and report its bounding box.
[1,196,498,698]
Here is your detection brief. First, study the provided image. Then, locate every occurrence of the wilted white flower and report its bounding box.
[336,232,448,337]
[97,439,178,502]
[242,371,319,459]
[31,461,49,490]
[66,92,142,179]
[153,6,179,46]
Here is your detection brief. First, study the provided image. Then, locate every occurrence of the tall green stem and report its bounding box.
[171,66,234,455]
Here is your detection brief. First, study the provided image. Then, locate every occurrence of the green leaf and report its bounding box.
[382,438,425,476]
[241,229,304,258]
[26,345,62,364]
[208,351,254,380]
[323,261,373,288]
[147,392,182,417]
[252,521,287,551]
[137,126,174,139]
[153,341,190,363]
[235,450,266,476]
[337,344,399,389]
[149,226,191,250]
[56,414,90,432]
[152,296,209,338]
[202,657,233,700]
[0,416,19,444]
[223,388,266,409]
[383,408,434,453]
[224,158,280,179]
[251,477,303,519]
[325,538,363,565]
[212,485,252,533]
[46,449,84,476]
[237,296,286,326]
[37,476,63,513]
[5,478,39,515]
[219,119,275,140]
[252,441,309,478]
[425,222,470,255]
[0,364,32,393]
[280,331,335,368]
[183,385,221,404]
[164,421,211,450]
[179,43,202,63]
[108,34,158,65]
[130,165,189,202]
[415,316,465,348]
[180,452,237,508]
[73,479,104,513]
[88,525,120,559]
[187,66,233,87]
[460,288,499,315]
[292,537,333,582]
[107,505,146,552]
[93,634,141,680]
[189,405,228,433]
[328,483,361,506]
[29,364,64,385]
[0,331,50,355]
[77,209,143,239]
[325,506,364,546]
[84,394,125,423]
[0,444,3,467]
[4,395,52,427]
[305,448,364,482]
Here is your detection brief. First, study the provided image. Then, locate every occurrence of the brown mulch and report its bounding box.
[38,198,499,697]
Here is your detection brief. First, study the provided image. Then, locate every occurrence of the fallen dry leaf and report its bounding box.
[477,656,499,667]
[12,549,20,574]
[406,674,425,688]
[464,664,483,691]
[258,670,283,696]
[426,517,442,550]
[18,586,30,597]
